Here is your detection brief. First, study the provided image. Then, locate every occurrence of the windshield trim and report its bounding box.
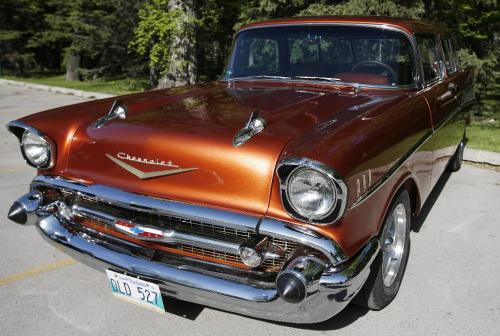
[225,23,422,89]
[221,77,418,91]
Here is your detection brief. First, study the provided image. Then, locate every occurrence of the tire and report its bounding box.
[447,135,465,172]
[354,190,411,310]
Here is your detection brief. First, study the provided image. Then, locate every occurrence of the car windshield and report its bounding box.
[223,25,415,87]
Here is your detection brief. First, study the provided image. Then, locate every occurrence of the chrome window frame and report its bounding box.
[415,33,447,88]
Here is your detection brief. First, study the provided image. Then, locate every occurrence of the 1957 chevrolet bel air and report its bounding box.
[7,16,475,323]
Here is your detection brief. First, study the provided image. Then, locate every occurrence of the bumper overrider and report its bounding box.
[8,175,379,323]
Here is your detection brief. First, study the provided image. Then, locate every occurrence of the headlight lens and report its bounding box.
[21,131,51,167]
[286,168,336,220]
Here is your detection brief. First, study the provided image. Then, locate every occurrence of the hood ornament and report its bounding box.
[233,111,267,147]
[94,100,128,129]
[106,153,197,179]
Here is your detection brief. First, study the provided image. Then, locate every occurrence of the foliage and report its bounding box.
[129,0,196,86]
[0,0,43,74]
[298,0,425,18]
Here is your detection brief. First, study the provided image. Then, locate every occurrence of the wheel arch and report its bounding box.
[377,173,422,236]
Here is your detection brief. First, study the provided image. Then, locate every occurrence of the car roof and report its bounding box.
[238,16,450,36]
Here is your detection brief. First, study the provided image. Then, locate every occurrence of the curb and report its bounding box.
[0,79,115,99]
[464,148,500,166]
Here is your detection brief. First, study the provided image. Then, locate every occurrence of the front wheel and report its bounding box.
[354,190,411,310]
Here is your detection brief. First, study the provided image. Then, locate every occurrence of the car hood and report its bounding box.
[20,82,405,215]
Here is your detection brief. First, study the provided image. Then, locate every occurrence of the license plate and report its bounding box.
[106,270,165,313]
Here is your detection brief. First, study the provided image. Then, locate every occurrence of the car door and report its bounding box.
[417,34,462,187]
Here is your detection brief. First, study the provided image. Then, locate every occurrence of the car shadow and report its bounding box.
[275,304,370,330]
[412,170,452,233]
[162,297,205,320]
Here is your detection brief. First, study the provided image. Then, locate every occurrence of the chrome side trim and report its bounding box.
[72,205,242,254]
[259,218,347,265]
[6,120,56,169]
[31,175,260,231]
[36,214,379,323]
[276,157,348,225]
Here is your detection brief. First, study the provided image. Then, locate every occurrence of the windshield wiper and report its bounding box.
[292,76,361,93]
[230,75,291,80]
[292,76,342,82]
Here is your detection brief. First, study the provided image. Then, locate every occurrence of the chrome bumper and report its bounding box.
[36,213,379,323]
[9,175,380,323]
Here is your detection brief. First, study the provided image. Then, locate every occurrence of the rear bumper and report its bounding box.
[37,213,379,323]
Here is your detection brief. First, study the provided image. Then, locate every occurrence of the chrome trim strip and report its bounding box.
[31,175,260,231]
[6,120,56,169]
[276,157,348,225]
[234,22,423,89]
[259,218,347,265]
[36,214,379,323]
[72,205,242,254]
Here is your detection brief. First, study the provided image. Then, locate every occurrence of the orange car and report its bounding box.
[7,16,474,323]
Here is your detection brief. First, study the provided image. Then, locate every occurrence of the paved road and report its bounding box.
[1,83,499,336]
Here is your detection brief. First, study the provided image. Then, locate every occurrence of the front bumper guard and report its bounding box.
[36,213,379,323]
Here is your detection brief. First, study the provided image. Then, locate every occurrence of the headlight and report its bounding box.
[21,130,52,168]
[286,168,337,220]
[278,157,347,224]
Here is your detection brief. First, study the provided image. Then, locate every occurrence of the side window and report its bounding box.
[234,37,279,76]
[416,35,445,84]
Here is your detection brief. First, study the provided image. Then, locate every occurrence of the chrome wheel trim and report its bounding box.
[381,203,407,287]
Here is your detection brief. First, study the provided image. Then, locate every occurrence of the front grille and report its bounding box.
[59,188,298,273]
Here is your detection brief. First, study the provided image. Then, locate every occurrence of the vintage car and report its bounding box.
[7,16,474,323]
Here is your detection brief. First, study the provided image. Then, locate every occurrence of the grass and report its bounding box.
[3,75,149,95]
[467,124,500,153]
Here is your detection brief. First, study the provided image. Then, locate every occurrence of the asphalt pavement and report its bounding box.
[1,83,499,336]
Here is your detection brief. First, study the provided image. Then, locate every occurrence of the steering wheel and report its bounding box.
[351,61,397,84]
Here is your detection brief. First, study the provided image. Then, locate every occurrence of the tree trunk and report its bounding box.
[65,52,80,81]
[157,0,196,89]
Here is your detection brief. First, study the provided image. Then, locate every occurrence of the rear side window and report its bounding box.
[441,38,458,74]
[416,35,445,84]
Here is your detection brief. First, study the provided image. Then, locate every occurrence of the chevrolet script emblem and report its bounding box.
[106,153,197,179]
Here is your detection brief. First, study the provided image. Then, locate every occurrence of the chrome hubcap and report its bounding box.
[381,203,407,287]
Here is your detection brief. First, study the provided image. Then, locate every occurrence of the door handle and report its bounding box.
[448,82,458,93]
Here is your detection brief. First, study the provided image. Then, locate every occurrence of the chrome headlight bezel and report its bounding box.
[277,157,347,224]
[7,121,56,169]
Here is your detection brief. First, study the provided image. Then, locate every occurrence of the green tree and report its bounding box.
[298,0,425,18]
[29,0,144,81]
[131,0,243,87]
[0,0,44,75]
[130,0,197,88]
